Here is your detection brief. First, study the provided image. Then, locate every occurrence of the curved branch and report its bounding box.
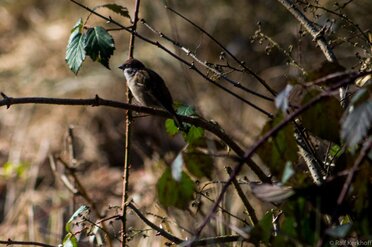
[195,71,367,237]
[0,93,271,183]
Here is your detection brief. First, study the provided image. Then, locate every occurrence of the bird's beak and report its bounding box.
[118,64,125,70]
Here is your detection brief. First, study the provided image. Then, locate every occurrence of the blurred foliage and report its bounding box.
[0,0,371,246]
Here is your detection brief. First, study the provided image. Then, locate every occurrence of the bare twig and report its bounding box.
[226,167,258,226]
[140,19,275,103]
[165,5,277,97]
[127,202,183,244]
[0,239,54,247]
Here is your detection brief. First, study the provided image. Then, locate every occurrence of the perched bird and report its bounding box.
[118,58,184,129]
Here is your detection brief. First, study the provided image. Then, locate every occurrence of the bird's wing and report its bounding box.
[145,69,175,114]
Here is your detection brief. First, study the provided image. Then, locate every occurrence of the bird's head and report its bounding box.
[119,58,146,80]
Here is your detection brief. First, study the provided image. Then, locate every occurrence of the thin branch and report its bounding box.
[165,5,277,97]
[140,18,275,103]
[128,203,247,246]
[194,72,362,238]
[335,138,371,215]
[226,167,258,226]
[0,239,54,247]
[121,0,141,246]
[68,0,274,118]
[127,202,183,244]
[0,93,271,183]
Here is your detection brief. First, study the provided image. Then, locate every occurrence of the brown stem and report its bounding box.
[121,0,141,246]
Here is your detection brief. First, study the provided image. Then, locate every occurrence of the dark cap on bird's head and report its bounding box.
[118,58,145,70]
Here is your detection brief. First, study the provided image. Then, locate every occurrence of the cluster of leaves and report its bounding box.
[253,67,372,245]
[66,4,130,74]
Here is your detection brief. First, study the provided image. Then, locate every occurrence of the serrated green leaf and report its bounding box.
[176,104,197,117]
[301,90,343,144]
[65,205,90,232]
[65,18,85,74]
[156,168,195,209]
[183,152,213,179]
[341,99,372,147]
[94,3,130,19]
[84,26,115,69]
[63,233,78,247]
[165,119,179,136]
[257,114,298,177]
[184,126,204,144]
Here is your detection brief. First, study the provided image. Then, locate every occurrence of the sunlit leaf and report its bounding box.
[171,152,183,181]
[341,100,372,147]
[94,3,130,19]
[257,114,298,176]
[84,26,115,69]
[251,183,295,203]
[65,205,90,233]
[65,18,85,74]
[63,233,78,247]
[275,84,293,113]
[282,161,294,184]
[156,168,195,209]
[301,90,343,144]
[165,119,179,136]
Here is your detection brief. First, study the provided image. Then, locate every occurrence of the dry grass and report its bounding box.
[0,0,370,246]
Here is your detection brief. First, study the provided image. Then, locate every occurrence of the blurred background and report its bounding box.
[0,0,370,245]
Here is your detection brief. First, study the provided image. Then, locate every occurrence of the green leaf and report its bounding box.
[257,114,298,177]
[84,26,115,69]
[176,104,197,117]
[184,126,204,144]
[156,168,195,209]
[65,18,85,74]
[183,151,213,179]
[250,211,273,244]
[301,90,343,144]
[65,205,90,233]
[165,119,179,136]
[341,99,372,147]
[94,3,131,19]
[63,233,78,247]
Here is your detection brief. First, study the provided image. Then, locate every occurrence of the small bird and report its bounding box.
[118,58,184,129]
